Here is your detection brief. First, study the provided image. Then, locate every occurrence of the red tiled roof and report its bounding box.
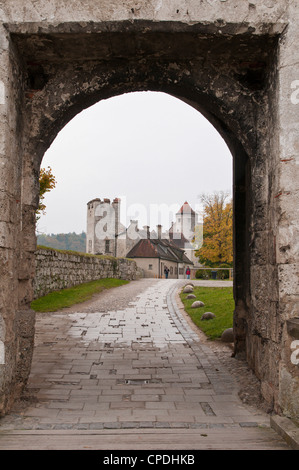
[127,239,158,258]
[126,238,193,264]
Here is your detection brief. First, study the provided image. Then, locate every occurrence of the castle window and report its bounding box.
[148,264,153,270]
[105,240,110,253]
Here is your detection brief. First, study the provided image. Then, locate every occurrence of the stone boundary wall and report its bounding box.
[33,247,142,299]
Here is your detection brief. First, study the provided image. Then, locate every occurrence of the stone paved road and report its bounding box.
[0,279,290,449]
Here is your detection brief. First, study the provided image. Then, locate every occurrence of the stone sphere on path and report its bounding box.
[221,328,234,343]
[183,286,194,293]
[186,294,196,299]
[191,301,204,308]
[201,312,216,320]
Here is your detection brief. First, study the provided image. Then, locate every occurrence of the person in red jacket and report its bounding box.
[186,266,191,279]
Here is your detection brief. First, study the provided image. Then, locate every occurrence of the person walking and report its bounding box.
[164,266,170,279]
[186,266,191,279]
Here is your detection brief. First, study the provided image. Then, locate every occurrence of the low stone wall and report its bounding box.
[33,247,142,299]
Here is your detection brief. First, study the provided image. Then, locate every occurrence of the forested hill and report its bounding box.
[37,232,86,253]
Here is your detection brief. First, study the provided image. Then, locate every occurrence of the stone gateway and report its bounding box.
[0,1,298,421]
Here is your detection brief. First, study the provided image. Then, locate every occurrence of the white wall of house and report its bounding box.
[133,258,160,278]
[129,257,192,279]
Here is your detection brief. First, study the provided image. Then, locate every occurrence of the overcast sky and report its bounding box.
[37,91,232,235]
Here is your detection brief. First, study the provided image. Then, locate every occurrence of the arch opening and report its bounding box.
[27,90,242,428]
[30,86,249,400]
[27,71,252,401]
[29,80,250,356]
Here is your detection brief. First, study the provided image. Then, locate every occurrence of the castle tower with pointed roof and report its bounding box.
[171,201,197,243]
[168,201,201,267]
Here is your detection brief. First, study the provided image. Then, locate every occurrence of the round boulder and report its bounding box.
[191,301,204,308]
[221,328,234,343]
[186,294,196,299]
[201,312,216,320]
[183,286,193,294]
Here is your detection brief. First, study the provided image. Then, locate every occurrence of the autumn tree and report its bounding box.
[195,191,233,267]
[36,166,56,221]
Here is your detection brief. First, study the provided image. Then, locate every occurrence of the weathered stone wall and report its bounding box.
[273,0,299,418]
[33,248,140,299]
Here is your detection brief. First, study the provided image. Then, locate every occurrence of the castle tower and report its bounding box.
[169,201,201,267]
[86,198,120,256]
[172,201,197,242]
[111,198,120,257]
[86,198,101,254]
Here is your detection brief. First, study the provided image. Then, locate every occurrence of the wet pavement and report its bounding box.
[0,279,290,449]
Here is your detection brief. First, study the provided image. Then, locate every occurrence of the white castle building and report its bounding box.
[86,198,202,278]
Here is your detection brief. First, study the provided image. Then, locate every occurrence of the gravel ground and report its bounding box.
[60,278,158,314]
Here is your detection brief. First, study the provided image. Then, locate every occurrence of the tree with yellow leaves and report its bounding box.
[195,191,233,267]
[36,166,56,221]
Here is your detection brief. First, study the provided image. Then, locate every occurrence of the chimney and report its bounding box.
[157,224,162,239]
[112,198,120,256]
[112,198,120,235]
[143,225,150,239]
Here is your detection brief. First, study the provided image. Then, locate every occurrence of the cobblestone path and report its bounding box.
[0,279,290,449]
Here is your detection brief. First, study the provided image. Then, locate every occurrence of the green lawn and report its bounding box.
[180,286,234,340]
[31,278,129,312]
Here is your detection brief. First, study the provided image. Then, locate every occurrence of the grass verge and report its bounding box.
[180,286,234,340]
[31,278,129,312]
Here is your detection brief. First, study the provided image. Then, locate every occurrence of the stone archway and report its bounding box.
[0,4,298,421]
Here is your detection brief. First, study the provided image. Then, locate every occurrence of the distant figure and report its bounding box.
[164,266,170,279]
[186,266,191,279]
